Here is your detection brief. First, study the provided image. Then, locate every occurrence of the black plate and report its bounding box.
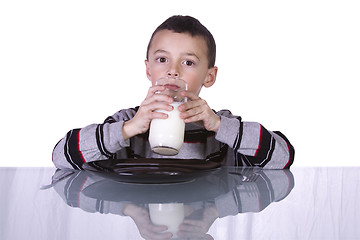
[82,158,221,184]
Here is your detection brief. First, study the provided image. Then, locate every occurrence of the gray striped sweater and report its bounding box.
[52,107,294,169]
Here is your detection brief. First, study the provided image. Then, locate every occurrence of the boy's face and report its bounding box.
[145,30,217,96]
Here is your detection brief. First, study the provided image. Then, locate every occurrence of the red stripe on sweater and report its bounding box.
[283,141,292,169]
[254,125,263,157]
[77,131,86,163]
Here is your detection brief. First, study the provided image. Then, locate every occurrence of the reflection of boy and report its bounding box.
[52,15,295,169]
[52,168,294,239]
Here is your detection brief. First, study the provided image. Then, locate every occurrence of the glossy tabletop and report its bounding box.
[0,167,359,240]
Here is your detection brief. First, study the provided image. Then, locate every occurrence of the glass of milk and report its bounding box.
[148,203,185,238]
[149,77,187,156]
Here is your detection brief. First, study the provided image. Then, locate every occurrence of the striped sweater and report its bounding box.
[52,107,295,169]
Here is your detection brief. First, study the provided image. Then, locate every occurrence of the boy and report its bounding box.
[52,15,294,169]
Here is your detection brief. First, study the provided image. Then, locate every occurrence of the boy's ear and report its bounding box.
[203,66,218,88]
[145,59,151,80]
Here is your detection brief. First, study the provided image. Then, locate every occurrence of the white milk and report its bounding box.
[148,203,185,237]
[149,102,185,155]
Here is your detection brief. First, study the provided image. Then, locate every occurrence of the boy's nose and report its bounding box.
[167,72,179,78]
[167,64,180,78]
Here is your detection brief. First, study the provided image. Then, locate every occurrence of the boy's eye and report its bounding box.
[157,57,167,63]
[183,60,194,66]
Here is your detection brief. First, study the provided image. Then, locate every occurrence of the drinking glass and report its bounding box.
[149,77,187,156]
[148,203,185,237]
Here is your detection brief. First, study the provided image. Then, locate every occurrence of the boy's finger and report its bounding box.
[150,111,169,120]
[181,90,199,101]
[178,98,204,112]
[148,223,169,233]
[152,102,174,112]
[153,93,174,103]
[142,101,173,113]
[180,105,203,119]
[142,93,173,106]
[146,85,166,98]
[183,113,202,123]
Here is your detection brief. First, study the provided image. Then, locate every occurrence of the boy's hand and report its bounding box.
[122,86,174,140]
[178,91,221,132]
[178,205,218,240]
[123,203,172,240]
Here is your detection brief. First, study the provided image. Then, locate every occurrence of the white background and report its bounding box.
[0,0,359,167]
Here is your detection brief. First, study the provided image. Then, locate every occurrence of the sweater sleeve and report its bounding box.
[215,110,295,169]
[215,169,294,217]
[52,111,133,169]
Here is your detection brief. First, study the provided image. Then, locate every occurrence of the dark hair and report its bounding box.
[146,15,216,68]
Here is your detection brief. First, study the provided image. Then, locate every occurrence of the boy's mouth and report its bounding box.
[164,84,180,91]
